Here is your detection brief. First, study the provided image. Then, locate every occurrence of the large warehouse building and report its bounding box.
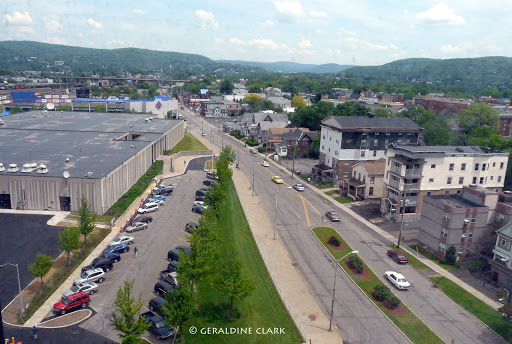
[0,111,184,214]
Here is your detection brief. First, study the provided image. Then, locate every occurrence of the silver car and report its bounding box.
[125,222,148,233]
[63,282,98,297]
[73,268,105,285]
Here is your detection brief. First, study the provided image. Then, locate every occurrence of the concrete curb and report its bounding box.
[38,309,92,329]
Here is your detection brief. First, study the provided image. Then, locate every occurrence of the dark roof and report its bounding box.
[330,116,420,130]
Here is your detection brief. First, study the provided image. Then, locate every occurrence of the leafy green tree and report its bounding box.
[457,103,500,133]
[291,95,306,108]
[444,246,457,265]
[58,227,81,266]
[215,247,255,312]
[29,254,54,291]
[78,196,97,248]
[415,111,452,145]
[243,94,261,111]
[163,285,194,342]
[220,80,234,94]
[374,108,391,117]
[111,280,150,344]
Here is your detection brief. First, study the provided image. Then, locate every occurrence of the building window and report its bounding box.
[461,163,466,171]
[323,135,325,139]
[468,232,473,238]
[441,228,448,237]
[491,176,494,180]
[328,148,331,152]
[439,243,446,252]
[353,171,356,177]
[493,162,496,167]
[363,176,366,183]
[459,177,464,184]
[472,177,477,184]
[385,139,389,146]
[429,178,434,182]
[431,164,436,168]
[502,239,507,247]
[358,173,361,180]
[330,137,332,141]
[335,150,338,156]
[456,189,462,194]
[361,151,365,157]
[471,216,476,223]
[479,177,484,184]
[445,190,450,194]
[427,191,432,195]
[321,145,325,150]
[447,177,452,184]
[501,162,504,169]
[370,177,375,184]
[369,187,374,195]
[499,176,502,182]
[375,132,379,136]
[443,214,450,222]
[343,172,349,177]
[374,139,378,146]
[475,163,479,171]
[373,151,377,157]
[482,163,486,170]
[386,132,390,135]
[449,163,454,171]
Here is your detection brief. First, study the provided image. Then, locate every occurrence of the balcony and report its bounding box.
[388,179,420,191]
[390,166,422,177]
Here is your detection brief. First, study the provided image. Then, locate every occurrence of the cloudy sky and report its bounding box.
[2,0,510,66]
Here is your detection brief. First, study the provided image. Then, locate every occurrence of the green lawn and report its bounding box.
[183,181,302,344]
[313,227,444,344]
[410,245,459,271]
[68,212,113,223]
[325,190,354,203]
[430,276,512,342]
[164,132,208,155]
[390,244,429,270]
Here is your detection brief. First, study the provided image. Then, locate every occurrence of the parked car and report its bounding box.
[250,148,257,154]
[193,201,206,208]
[81,256,114,273]
[155,188,173,196]
[154,280,175,297]
[137,202,159,214]
[98,252,121,263]
[73,268,105,285]
[136,216,153,223]
[150,194,166,201]
[103,243,130,255]
[125,222,148,233]
[292,183,305,191]
[146,198,164,206]
[203,179,217,186]
[272,176,284,184]
[167,249,181,261]
[167,260,179,272]
[185,222,198,233]
[387,250,409,264]
[385,271,411,290]
[325,211,341,222]
[195,195,206,201]
[176,245,191,255]
[140,311,174,340]
[148,296,167,316]
[206,172,218,180]
[160,270,178,286]
[199,187,209,192]
[202,132,207,136]
[261,161,269,167]
[53,292,90,315]
[195,189,208,197]
[109,235,134,247]
[191,205,204,214]
[153,185,174,193]
[63,282,98,297]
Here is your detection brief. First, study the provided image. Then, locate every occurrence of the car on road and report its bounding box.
[154,280,175,297]
[193,201,206,208]
[261,161,269,167]
[73,268,106,285]
[292,183,305,191]
[146,198,165,206]
[109,235,134,247]
[63,282,98,297]
[272,175,284,184]
[103,243,130,255]
[250,148,257,154]
[206,172,218,180]
[53,292,90,315]
[185,222,198,233]
[325,211,341,222]
[387,250,409,264]
[191,205,204,214]
[137,202,159,214]
[140,311,174,340]
[136,216,153,223]
[167,260,179,272]
[148,296,167,316]
[125,222,148,233]
[98,252,121,263]
[385,271,411,290]
[203,179,217,186]
[81,256,114,273]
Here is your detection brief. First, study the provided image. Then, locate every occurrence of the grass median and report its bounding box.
[164,132,208,155]
[183,181,302,344]
[325,190,354,203]
[313,227,444,344]
[430,276,512,342]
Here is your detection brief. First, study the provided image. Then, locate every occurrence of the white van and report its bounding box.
[137,202,159,214]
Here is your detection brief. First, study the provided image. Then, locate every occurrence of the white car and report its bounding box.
[293,183,305,191]
[108,235,134,247]
[73,268,105,285]
[63,282,98,297]
[261,161,269,167]
[385,271,411,290]
[202,132,207,136]
[193,201,207,208]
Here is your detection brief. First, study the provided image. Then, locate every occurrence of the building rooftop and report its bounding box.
[326,116,420,131]
[390,144,509,156]
[427,194,487,208]
[0,111,181,179]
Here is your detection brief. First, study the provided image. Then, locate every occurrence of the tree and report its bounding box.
[78,196,97,248]
[219,80,234,94]
[29,254,54,291]
[243,94,261,111]
[444,246,457,265]
[457,103,500,133]
[291,95,306,108]
[58,227,81,266]
[215,247,255,312]
[163,285,194,342]
[111,280,150,344]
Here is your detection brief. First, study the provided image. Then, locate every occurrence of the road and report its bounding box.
[185,108,507,344]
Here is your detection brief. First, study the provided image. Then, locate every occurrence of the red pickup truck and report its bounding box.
[387,250,409,264]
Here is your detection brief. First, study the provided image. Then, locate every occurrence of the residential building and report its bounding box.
[491,222,512,288]
[282,129,318,157]
[340,158,385,200]
[377,93,403,103]
[381,145,509,222]
[315,115,421,182]
[413,96,471,116]
[239,112,289,140]
[265,87,282,97]
[203,102,228,118]
[267,96,291,110]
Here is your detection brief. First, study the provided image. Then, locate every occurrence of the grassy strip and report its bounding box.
[68,212,113,223]
[313,227,444,344]
[163,132,208,155]
[183,181,302,344]
[390,244,429,270]
[410,245,459,271]
[105,160,163,216]
[23,227,110,322]
[298,174,335,189]
[430,276,512,342]
[325,190,354,203]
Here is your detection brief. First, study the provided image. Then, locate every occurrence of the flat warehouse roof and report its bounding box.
[0,111,182,178]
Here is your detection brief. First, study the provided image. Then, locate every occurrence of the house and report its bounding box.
[315,115,421,182]
[282,129,318,157]
[340,158,385,200]
[381,145,509,222]
[240,112,289,140]
[203,102,228,118]
[224,100,241,116]
[257,121,289,144]
[491,222,512,288]
[267,96,291,110]
[265,87,282,97]
[199,89,211,99]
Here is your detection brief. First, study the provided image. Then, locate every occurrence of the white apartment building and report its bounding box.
[381,145,509,221]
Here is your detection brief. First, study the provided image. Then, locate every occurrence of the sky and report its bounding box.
[1,0,511,66]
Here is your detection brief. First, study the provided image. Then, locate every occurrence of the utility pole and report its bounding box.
[252,158,255,196]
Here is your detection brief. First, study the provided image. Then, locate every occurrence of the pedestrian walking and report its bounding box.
[184,160,186,166]
[134,246,138,258]
[32,325,38,339]
[308,177,311,184]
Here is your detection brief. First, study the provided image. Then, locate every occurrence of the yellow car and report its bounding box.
[272,176,284,184]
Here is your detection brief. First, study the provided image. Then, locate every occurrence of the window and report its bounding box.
[373,151,377,157]
[490,176,494,180]
[501,162,504,169]
[447,177,452,184]
[343,172,349,177]
[445,190,450,194]
[370,177,375,184]
[449,163,454,171]
[482,163,486,170]
[472,177,477,184]
[456,189,462,194]
[441,228,448,237]
[429,178,434,182]
[346,139,352,143]
[335,150,338,156]
[386,132,390,135]
[322,135,325,139]
[499,176,502,182]
[321,145,325,150]
[374,139,378,146]
[375,132,379,136]
[361,151,365,157]
[461,163,466,171]
[479,177,484,184]
[328,148,331,152]
[427,191,432,195]
[385,139,389,146]
[353,171,356,177]
[468,232,473,238]
[438,243,446,252]
[471,216,476,223]
[431,164,436,168]
[369,187,374,195]
[363,176,366,183]
[358,173,361,180]
[502,239,507,247]
[443,214,450,222]
[459,177,464,184]
[475,163,479,171]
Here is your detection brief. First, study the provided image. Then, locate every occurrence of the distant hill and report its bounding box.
[341,57,512,92]
[0,40,259,77]
[217,59,355,73]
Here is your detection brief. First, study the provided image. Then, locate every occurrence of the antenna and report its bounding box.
[63,171,70,179]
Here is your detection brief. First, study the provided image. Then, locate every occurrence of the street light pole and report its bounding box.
[0,263,23,314]
[273,187,292,240]
[169,64,173,99]
[329,250,359,332]
[397,199,409,248]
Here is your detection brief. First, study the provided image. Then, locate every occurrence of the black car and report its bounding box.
[185,222,198,233]
[154,280,175,297]
[176,245,191,255]
[206,172,218,180]
[167,260,179,272]
[191,205,204,214]
[98,252,121,263]
[155,188,173,196]
[81,257,114,273]
[195,189,208,197]
[203,179,217,186]
[137,216,153,223]
[167,249,181,261]
[195,195,206,201]
[149,296,167,316]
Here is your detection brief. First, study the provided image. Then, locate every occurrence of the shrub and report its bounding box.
[348,255,364,274]
[467,261,484,269]
[230,131,244,140]
[386,295,401,309]
[444,245,457,265]
[257,147,265,153]
[328,236,340,247]
[246,140,259,147]
[374,285,391,301]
